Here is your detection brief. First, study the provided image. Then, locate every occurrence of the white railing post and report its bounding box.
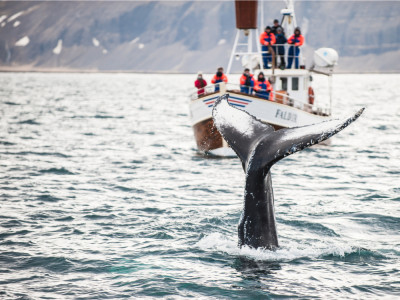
[328,73,333,115]
[220,82,227,94]
[255,28,264,72]
[227,30,240,75]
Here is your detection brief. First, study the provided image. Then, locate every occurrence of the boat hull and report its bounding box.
[192,117,224,152]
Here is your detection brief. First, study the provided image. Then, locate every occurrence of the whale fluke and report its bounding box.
[213,94,364,173]
[212,94,364,249]
[212,94,275,169]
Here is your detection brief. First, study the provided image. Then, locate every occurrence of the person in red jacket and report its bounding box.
[194,71,207,96]
[239,68,254,94]
[254,72,272,100]
[211,67,228,92]
[287,27,305,69]
[259,26,276,69]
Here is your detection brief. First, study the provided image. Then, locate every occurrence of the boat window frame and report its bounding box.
[292,77,299,91]
[280,77,288,91]
[304,76,308,90]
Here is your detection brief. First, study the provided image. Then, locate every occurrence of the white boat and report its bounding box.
[189,0,338,156]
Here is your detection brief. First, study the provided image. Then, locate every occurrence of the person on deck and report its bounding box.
[194,71,207,96]
[271,19,283,35]
[254,72,272,100]
[211,67,228,92]
[287,27,304,69]
[274,27,287,69]
[239,68,254,94]
[259,26,276,69]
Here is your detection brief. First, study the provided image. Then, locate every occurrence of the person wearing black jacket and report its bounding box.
[271,19,284,35]
[274,27,287,69]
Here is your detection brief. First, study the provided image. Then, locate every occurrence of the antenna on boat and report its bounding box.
[281,0,297,36]
[226,0,262,75]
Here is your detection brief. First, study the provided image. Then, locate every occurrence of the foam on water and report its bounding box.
[197,232,358,261]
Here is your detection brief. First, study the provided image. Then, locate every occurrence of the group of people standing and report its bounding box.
[260,19,304,69]
[194,67,272,100]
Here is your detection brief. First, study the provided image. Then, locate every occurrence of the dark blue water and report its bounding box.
[0,73,399,299]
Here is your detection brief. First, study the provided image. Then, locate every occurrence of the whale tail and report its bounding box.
[212,94,364,249]
[212,93,364,173]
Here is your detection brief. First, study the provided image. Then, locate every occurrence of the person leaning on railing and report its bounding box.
[287,27,304,69]
[259,26,276,69]
[254,72,272,100]
[194,71,207,95]
[211,67,228,92]
[239,68,255,94]
[274,27,287,69]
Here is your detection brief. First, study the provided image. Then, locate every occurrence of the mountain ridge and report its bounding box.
[0,1,399,73]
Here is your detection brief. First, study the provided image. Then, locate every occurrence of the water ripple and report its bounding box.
[0,73,398,299]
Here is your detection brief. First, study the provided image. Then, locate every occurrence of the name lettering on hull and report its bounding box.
[275,109,298,123]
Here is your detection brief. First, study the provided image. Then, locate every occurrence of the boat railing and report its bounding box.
[226,83,330,115]
[190,83,330,116]
[262,43,305,69]
[231,44,306,69]
[190,83,224,101]
[236,43,305,70]
[271,90,330,116]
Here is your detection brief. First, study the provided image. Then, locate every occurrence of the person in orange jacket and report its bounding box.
[254,72,272,100]
[259,26,276,69]
[239,68,254,94]
[211,67,228,92]
[287,27,305,69]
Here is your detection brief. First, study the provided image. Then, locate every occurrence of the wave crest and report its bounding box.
[196,232,377,262]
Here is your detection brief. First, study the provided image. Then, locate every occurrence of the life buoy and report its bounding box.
[308,87,315,105]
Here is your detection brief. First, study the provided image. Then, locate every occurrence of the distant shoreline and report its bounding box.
[0,67,399,75]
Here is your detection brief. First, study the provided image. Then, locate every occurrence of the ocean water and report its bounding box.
[0,72,399,299]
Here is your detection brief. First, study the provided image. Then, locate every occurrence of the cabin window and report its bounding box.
[292,77,299,91]
[280,77,288,91]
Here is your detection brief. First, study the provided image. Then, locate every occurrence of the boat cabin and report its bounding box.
[262,69,313,110]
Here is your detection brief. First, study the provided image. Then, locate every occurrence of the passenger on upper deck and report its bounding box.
[239,68,254,94]
[271,19,284,35]
[211,67,228,92]
[254,72,272,100]
[287,27,304,69]
[259,26,276,69]
[194,71,207,95]
[274,27,287,70]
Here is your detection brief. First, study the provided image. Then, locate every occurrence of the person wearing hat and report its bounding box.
[259,26,276,69]
[211,67,228,92]
[194,71,207,96]
[254,72,272,100]
[287,27,304,69]
[271,19,284,35]
[274,27,287,69]
[239,68,254,94]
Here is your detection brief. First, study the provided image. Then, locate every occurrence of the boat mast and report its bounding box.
[226,0,259,75]
[281,0,297,37]
[260,0,264,32]
[329,72,333,115]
